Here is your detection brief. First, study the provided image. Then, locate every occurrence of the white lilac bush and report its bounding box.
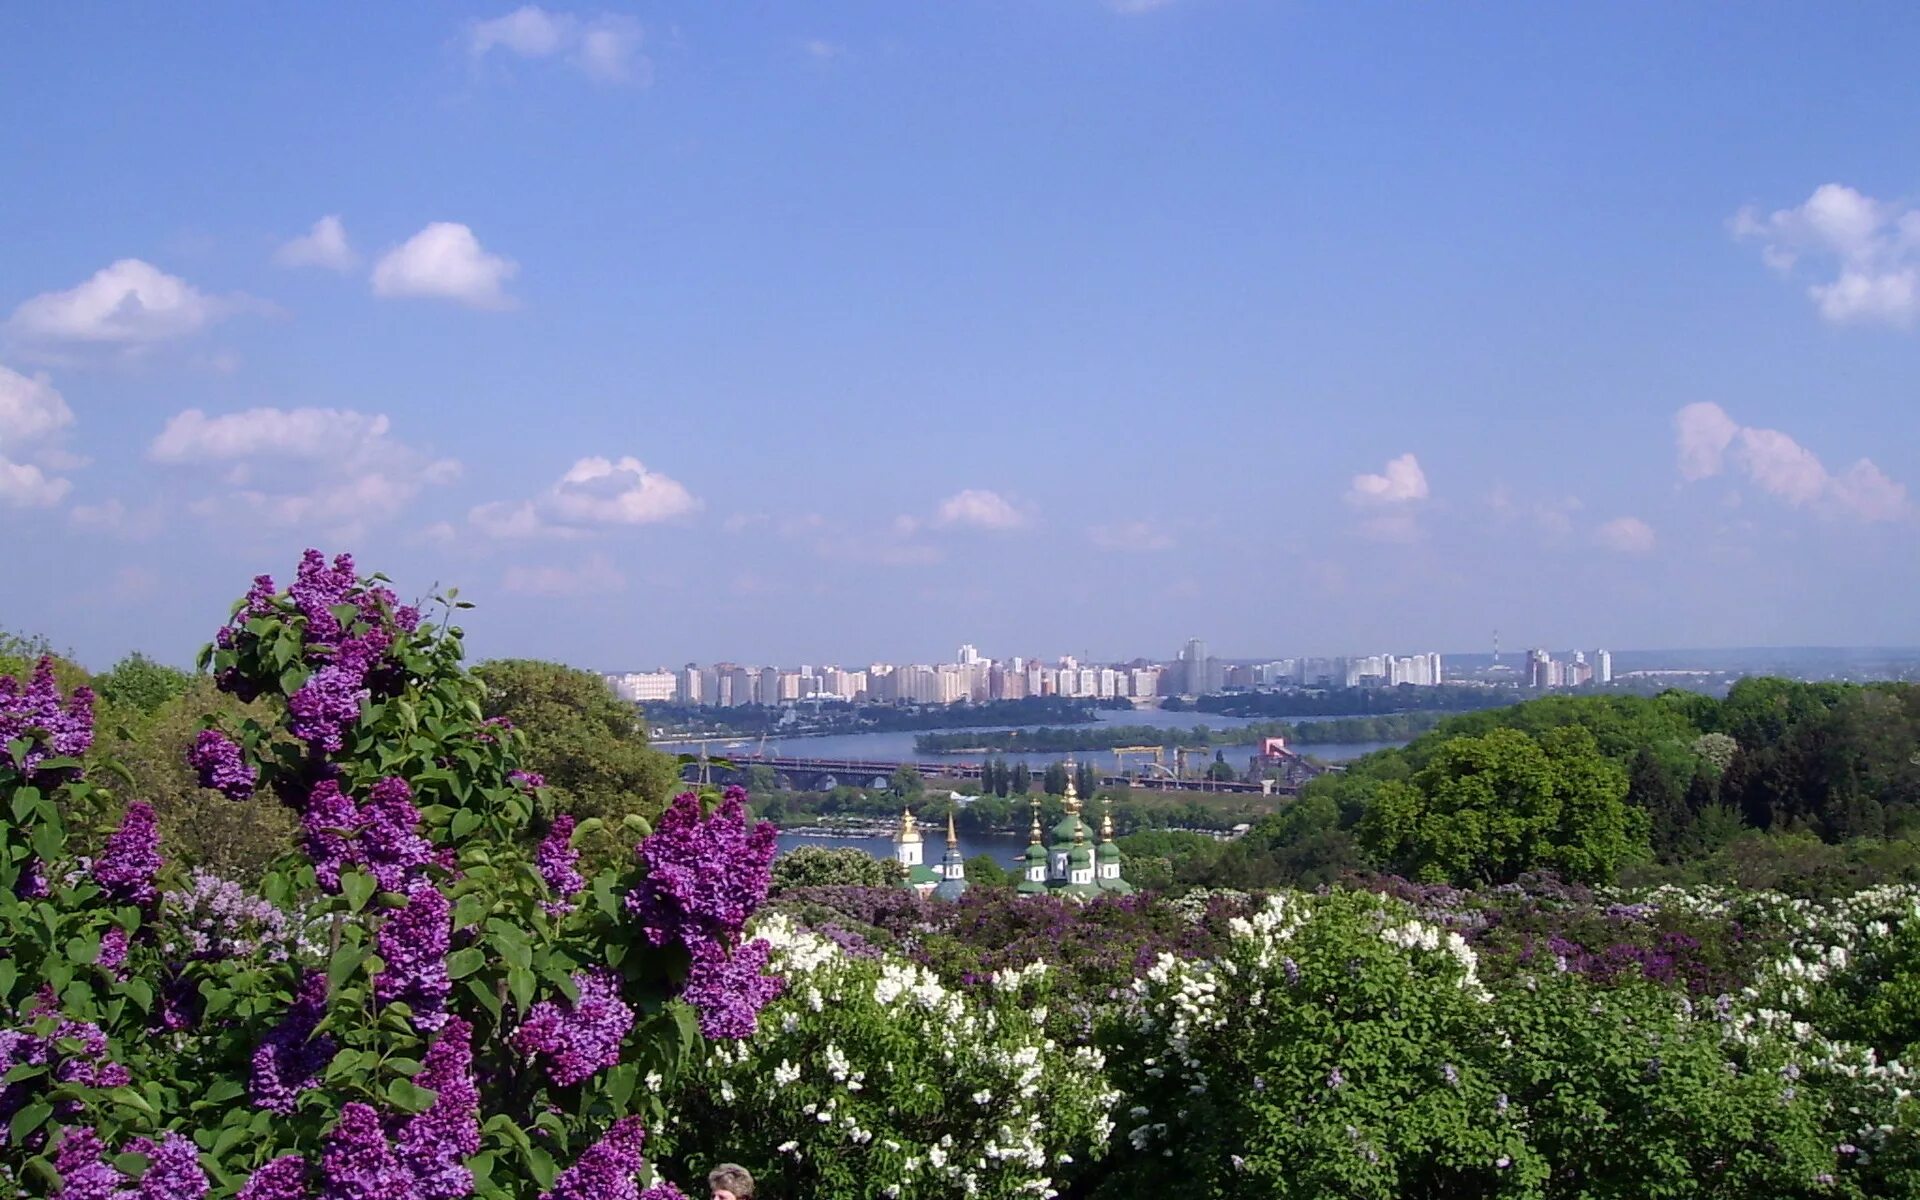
[1101,888,1915,1200]
[661,914,1117,1199]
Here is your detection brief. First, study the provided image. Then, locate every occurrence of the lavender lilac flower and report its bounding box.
[625,789,777,951]
[536,815,583,915]
[680,938,783,1041]
[394,1017,480,1200]
[162,869,307,962]
[188,729,256,800]
[236,1155,310,1200]
[357,778,433,893]
[124,1131,211,1200]
[541,1117,648,1200]
[374,879,452,1029]
[251,971,335,1114]
[0,656,95,776]
[317,1102,411,1200]
[97,926,130,976]
[304,781,358,893]
[50,1128,121,1200]
[512,968,635,1086]
[92,801,162,909]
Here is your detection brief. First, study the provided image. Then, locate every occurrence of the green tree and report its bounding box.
[91,652,192,718]
[1011,761,1032,794]
[889,764,923,796]
[964,853,1013,887]
[1043,762,1070,795]
[473,658,680,866]
[770,845,903,892]
[1357,726,1646,885]
[96,675,296,881]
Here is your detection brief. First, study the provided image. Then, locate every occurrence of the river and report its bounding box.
[664,707,1409,775]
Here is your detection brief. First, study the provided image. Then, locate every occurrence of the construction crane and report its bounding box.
[1111,745,1165,778]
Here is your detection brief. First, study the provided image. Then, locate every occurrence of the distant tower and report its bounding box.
[1018,801,1049,895]
[933,812,969,900]
[1492,629,1500,666]
[1095,805,1132,893]
[895,808,940,893]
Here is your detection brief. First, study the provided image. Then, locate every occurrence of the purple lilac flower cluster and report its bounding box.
[97,926,130,976]
[0,1016,132,1136]
[250,971,335,1114]
[536,815,584,915]
[624,788,782,1039]
[50,1128,122,1200]
[0,656,94,777]
[511,968,635,1086]
[317,1102,411,1200]
[162,869,307,962]
[680,938,783,1040]
[261,1023,477,1200]
[215,551,420,758]
[394,1018,481,1200]
[91,801,162,910]
[542,1117,649,1200]
[301,778,434,896]
[187,729,256,801]
[374,879,452,1029]
[235,1155,309,1200]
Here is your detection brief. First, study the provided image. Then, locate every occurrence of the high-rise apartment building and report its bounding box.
[1180,638,1207,695]
[1594,649,1612,685]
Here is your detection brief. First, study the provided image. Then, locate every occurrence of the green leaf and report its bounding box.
[9,1100,50,1144]
[446,947,486,980]
[507,966,536,1013]
[10,786,42,823]
[451,808,482,840]
[386,1077,439,1114]
[341,871,377,914]
[328,943,370,995]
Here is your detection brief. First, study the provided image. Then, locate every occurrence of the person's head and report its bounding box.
[708,1163,754,1200]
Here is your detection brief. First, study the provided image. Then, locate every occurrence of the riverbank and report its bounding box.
[913,711,1451,755]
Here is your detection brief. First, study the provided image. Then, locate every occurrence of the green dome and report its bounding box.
[1025,841,1049,863]
[1050,814,1086,843]
[1068,845,1092,867]
[1097,841,1121,860]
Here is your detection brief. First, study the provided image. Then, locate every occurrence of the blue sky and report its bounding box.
[3,3,1919,670]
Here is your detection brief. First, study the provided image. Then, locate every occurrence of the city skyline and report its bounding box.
[5,6,1920,670]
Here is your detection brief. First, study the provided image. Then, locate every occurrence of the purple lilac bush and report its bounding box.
[0,551,779,1199]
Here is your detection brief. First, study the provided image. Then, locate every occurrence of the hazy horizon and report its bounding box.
[5,4,1919,670]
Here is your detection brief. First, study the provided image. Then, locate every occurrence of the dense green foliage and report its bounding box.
[473,658,681,866]
[1145,682,1920,891]
[769,845,903,891]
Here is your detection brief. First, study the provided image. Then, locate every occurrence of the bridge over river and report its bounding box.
[681,753,1289,796]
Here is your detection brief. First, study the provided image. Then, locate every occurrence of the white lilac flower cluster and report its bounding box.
[674,914,1116,1199]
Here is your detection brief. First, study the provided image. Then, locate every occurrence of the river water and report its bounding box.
[665,707,1407,775]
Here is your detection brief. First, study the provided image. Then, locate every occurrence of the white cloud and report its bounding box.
[1346,452,1428,507]
[275,215,359,272]
[934,488,1028,531]
[149,407,458,533]
[802,38,846,60]
[1089,520,1175,551]
[472,455,700,539]
[0,364,74,444]
[469,7,649,84]
[1674,401,1740,481]
[1673,401,1908,522]
[7,259,245,345]
[1109,0,1179,11]
[372,223,518,309]
[1486,486,1583,544]
[1731,184,1920,326]
[1594,516,1656,554]
[0,460,68,508]
[0,364,77,508]
[502,554,626,598]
